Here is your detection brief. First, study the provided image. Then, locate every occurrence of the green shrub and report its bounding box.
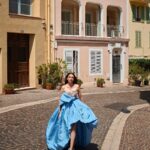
[36,59,67,89]
[129,59,150,86]
[129,59,150,72]
[4,83,19,90]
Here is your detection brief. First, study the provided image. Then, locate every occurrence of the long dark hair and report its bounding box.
[65,72,77,84]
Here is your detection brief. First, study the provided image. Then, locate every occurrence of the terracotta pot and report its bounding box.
[135,80,141,87]
[97,83,103,87]
[42,84,46,89]
[46,83,53,90]
[4,89,15,94]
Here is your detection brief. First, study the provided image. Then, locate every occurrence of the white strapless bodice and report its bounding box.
[65,89,78,97]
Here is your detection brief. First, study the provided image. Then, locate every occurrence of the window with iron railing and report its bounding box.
[132,5,145,22]
[61,10,79,35]
[9,0,32,16]
[107,25,123,37]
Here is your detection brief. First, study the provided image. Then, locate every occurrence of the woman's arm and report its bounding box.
[77,84,82,100]
[58,85,65,113]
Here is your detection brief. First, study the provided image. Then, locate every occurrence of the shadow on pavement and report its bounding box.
[62,143,99,150]
[104,102,131,112]
[140,90,150,103]
[85,143,99,150]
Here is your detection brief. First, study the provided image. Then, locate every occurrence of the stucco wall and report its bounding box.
[0,0,47,93]
[128,2,150,58]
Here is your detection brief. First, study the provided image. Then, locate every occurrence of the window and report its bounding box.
[62,10,71,22]
[146,7,150,23]
[65,50,79,76]
[86,13,92,23]
[9,0,32,15]
[89,49,102,74]
[135,31,142,48]
[132,5,144,22]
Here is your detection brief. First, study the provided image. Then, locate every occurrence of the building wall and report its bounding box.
[55,37,129,86]
[54,0,128,38]
[56,43,108,83]
[53,0,129,86]
[129,1,150,58]
[0,0,47,93]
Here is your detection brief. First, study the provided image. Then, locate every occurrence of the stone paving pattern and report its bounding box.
[0,85,150,108]
[0,90,149,150]
[120,106,150,150]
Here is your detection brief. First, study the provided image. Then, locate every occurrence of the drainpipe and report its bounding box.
[47,0,51,63]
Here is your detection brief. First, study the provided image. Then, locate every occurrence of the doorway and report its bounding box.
[112,54,121,83]
[7,33,29,87]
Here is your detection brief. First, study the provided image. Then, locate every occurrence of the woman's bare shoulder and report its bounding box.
[61,85,66,91]
[74,84,80,89]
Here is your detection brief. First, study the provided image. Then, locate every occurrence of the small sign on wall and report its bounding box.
[115,43,121,48]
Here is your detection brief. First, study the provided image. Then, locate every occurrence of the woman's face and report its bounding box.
[67,74,74,84]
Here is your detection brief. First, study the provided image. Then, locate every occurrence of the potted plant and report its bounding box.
[3,83,18,94]
[144,78,149,86]
[46,75,54,90]
[135,79,141,86]
[36,64,48,89]
[129,63,144,87]
[97,78,105,87]
[77,79,83,87]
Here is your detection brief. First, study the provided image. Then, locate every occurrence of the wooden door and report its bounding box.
[7,33,29,87]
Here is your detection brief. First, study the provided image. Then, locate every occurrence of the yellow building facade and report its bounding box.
[128,0,150,58]
[0,0,52,93]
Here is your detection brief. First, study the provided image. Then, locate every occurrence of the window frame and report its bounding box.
[63,48,80,77]
[9,0,32,16]
[89,48,103,76]
[132,4,145,23]
[135,31,142,48]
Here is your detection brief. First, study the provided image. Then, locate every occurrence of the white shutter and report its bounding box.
[90,51,96,73]
[65,51,73,72]
[90,50,102,74]
[95,51,101,73]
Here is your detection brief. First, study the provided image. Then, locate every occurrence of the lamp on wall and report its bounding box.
[108,50,111,54]
[42,19,46,29]
[50,24,53,34]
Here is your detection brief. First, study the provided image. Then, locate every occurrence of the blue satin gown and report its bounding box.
[46,91,98,150]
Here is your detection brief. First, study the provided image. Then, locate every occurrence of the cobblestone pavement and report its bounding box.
[119,106,150,150]
[0,85,150,108]
[0,91,149,150]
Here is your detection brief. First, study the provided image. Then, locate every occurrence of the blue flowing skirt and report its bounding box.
[46,92,98,150]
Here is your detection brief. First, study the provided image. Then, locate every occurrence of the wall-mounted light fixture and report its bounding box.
[42,19,46,29]
[50,24,53,34]
[108,50,111,54]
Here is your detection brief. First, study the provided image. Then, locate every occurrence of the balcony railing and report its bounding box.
[107,25,124,38]
[85,23,103,36]
[130,0,149,4]
[61,21,79,35]
[86,23,98,36]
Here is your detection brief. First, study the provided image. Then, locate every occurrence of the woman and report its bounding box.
[46,73,98,150]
